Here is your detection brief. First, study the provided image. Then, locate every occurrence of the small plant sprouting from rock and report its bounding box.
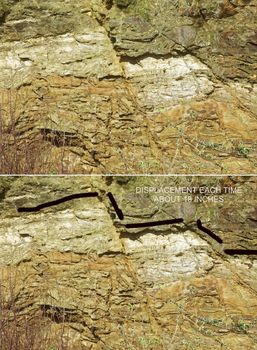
[237,319,250,333]
[238,143,250,156]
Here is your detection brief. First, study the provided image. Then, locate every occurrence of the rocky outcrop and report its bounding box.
[0,176,256,349]
[0,0,256,173]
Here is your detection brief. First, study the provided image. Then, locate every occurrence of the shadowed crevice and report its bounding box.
[16,192,256,256]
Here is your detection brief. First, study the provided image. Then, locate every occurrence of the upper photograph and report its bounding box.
[0,0,256,174]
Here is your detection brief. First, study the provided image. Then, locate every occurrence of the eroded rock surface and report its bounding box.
[0,176,256,349]
[0,0,256,173]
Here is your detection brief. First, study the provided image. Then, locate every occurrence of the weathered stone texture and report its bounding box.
[0,176,256,349]
[0,0,256,173]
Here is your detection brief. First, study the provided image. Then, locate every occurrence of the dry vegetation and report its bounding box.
[0,90,73,174]
[0,269,74,350]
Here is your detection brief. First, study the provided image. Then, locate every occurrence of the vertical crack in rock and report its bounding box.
[0,0,255,173]
[0,176,256,348]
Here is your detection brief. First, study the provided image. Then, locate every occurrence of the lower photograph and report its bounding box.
[0,175,256,350]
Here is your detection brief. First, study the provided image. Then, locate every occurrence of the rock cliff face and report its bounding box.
[1,2,256,349]
[0,0,256,173]
[0,176,256,349]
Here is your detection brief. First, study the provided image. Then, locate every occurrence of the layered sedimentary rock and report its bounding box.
[0,176,256,349]
[0,0,256,173]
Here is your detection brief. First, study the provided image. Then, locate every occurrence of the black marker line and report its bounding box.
[17,193,255,258]
[17,192,99,212]
[107,192,124,220]
[125,218,183,229]
[197,219,223,244]
[224,249,257,255]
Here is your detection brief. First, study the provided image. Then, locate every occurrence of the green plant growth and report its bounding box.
[237,319,250,333]
[138,335,161,347]
[127,0,152,20]
[238,143,250,156]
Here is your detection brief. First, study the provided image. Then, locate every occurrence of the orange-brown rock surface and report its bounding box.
[0,0,256,173]
[0,176,256,349]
